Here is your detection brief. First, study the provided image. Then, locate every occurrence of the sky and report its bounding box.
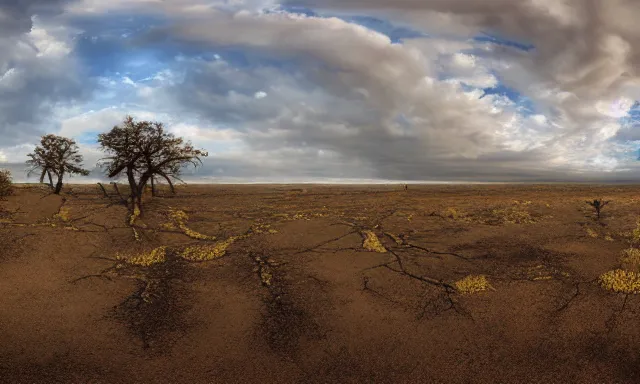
[0,0,639,184]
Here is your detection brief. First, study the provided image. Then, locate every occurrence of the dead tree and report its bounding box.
[586,198,611,221]
[26,135,90,194]
[97,116,208,213]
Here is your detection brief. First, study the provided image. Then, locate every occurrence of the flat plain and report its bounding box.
[2,183,640,383]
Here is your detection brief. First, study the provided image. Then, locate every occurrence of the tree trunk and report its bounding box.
[157,171,175,194]
[54,172,64,194]
[97,183,109,198]
[126,168,140,213]
[111,182,127,206]
[47,171,54,190]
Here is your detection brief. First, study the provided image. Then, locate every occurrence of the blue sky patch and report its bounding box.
[474,33,535,52]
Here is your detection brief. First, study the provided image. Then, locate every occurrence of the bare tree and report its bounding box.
[586,198,611,221]
[97,116,208,213]
[26,135,90,194]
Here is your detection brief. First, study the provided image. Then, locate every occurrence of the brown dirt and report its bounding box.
[2,183,640,383]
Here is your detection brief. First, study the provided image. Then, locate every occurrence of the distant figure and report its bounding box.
[404,184,408,191]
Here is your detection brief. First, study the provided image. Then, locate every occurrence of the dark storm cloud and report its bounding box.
[0,0,71,35]
[0,0,92,148]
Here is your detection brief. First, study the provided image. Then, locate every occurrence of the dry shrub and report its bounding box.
[443,207,463,220]
[599,269,640,294]
[585,228,599,238]
[0,169,13,198]
[490,207,536,224]
[620,248,640,271]
[454,275,492,294]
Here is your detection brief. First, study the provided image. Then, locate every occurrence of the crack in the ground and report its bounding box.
[552,278,599,312]
[360,245,473,320]
[249,250,323,355]
[291,230,360,255]
[605,293,630,337]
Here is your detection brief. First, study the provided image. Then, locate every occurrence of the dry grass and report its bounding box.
[586,228,599,238]
[633,218,640,245]
[168,209,217,240]
[252,223,278,234]
[442,207,464,220]
[599,269,640,294]
[490,207,536,224]
[362,230,386,253]
[124,246,168,267]
[54,207,71,222]
[129,205,141,226]
[454,275,492,294]
[620,248,640,271]
[178,237,238,262]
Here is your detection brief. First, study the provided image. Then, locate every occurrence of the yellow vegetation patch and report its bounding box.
[129,205,140,226]
[599,269,640,294]
[126,246,167,267]
[454,275,492,294]
[168,209,216,240]
[362,230,386,253]
[252,223,278,234]
[260,267,273,286]
[132,227,140,241]
[178,237,237,262]
[54,207,71,222]
[604,234,614,242]
[633,218,640,245]
[585,228,598,238]
[491,207,535,224]
[442,207,462,220]
[160,222,177,230]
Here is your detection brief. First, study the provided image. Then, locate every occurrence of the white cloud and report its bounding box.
[4,0,639,183]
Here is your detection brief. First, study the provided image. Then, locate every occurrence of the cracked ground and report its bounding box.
[1,184,640,383]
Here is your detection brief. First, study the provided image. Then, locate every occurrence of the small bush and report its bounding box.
[454,275,492,294]
[0,169,13,197]
[599,269,640,294]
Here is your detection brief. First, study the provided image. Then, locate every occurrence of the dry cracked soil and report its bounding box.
[1,183,640,383]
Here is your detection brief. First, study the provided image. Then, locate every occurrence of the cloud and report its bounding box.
[3,0,640,183]
[0,1,93,148]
